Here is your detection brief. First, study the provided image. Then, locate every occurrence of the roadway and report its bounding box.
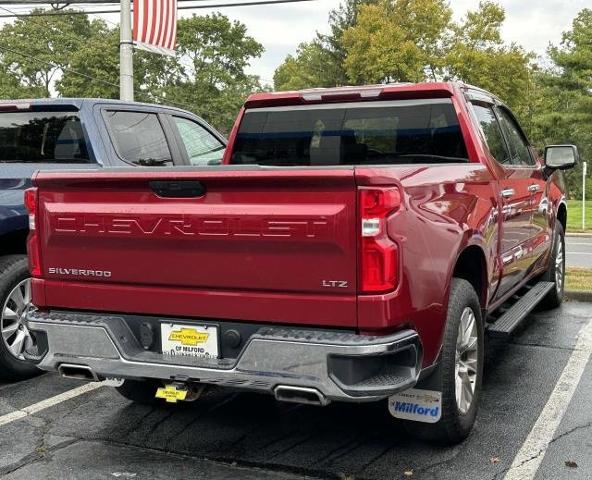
[566,235,592,268]
[0,302,591,480]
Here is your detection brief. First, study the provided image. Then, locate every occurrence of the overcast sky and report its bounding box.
[173,0,590,85]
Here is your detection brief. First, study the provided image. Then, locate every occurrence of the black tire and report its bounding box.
[403,278,484,445]
[0,255,41,382]
[538,223,565,310]
[116,379,164,405]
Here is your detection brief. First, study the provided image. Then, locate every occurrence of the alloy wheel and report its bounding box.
[1,278,35,360]
[455,307,479,415]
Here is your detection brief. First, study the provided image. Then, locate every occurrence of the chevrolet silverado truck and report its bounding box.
[0,98,226,380]
[24,83,577,444]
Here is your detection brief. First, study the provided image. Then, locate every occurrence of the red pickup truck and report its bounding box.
[24,82,577,444]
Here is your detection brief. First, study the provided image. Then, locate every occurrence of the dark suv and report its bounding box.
[0,98,226,380]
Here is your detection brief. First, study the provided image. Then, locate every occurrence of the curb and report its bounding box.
[566,232,592,238]
[565,290,592,302]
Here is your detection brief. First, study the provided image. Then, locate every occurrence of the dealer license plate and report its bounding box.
[161,323,219,359]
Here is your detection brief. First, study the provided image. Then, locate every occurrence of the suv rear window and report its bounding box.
[231,99,468,166]
[0,111,90,163]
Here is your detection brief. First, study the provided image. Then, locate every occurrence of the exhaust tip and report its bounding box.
[58,363,99,382]
[274,385,328,406]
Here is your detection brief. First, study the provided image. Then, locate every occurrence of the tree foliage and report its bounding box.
[273,0,378,90]
[445,2,533,111]
[342,0,452,84]
[0,10,263,132]
[0,10,97,96]
[530,9,592,199]
[341,0,532,110]
[163,14,264,131]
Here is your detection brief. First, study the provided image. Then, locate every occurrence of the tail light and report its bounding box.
[359,187,401,293]
[24,188,41,277]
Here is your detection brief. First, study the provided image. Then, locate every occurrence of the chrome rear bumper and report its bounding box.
[26,310,422,403]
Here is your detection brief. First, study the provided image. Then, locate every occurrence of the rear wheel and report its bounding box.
[0,255,40,381]
[538,223,565,310]
[403,278,484,445]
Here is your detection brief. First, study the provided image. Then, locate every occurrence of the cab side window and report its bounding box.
[496,108,535,166]
[471,103,510,165]
[106,111,173,167]
[173,117,225,166]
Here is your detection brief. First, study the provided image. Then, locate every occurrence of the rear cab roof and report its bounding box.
[0,98,194,115]
[243,82,499,109]
[244,82,504,111]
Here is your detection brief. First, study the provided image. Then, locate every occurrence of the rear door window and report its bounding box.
[471,104,511,165]
[496,108,535,166]
[105,111,173,166]
[231,99,468,166]
[172,117,225,166]
[0,111,90,163]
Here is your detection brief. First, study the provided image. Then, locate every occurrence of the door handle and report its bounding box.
[150,180,206,198]
[528,184,541,193]
[501,188,515,199]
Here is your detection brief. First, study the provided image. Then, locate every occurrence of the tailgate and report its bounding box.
[34,168,358,327]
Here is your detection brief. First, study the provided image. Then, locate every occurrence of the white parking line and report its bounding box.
[0,382,103,428]
[504,319,592,480]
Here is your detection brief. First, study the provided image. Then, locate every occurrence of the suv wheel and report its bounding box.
[403,278,484,444]
[538,223,565,310]
[0,255,40,381]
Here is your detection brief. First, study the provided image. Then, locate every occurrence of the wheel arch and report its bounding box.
[557,201,567,233]
[451,244,488,310]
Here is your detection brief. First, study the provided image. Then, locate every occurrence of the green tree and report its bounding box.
[59,23,174,100]
[340,0,532,109]
[163,13,264,132]
[445,1,533,112]
[0,10,96,96]
[273,41,344,90]
[531,9,592,199]
[0,65,40,99]
[57,20,119,98]
[342,0,452,84]
[274,0,377,90]
[0,10,262,133]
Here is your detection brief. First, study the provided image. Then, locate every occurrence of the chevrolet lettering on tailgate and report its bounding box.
[50,214,333,240]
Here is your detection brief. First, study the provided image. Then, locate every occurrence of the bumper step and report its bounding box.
[487,281,554,339]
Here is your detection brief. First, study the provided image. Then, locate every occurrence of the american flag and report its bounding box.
[133,0,178,56]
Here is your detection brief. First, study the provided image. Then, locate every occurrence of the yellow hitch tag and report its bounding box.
[155,384,188,403]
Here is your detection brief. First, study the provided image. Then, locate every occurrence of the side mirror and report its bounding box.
[544,145,579,170]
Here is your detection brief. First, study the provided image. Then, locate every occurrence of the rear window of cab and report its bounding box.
[231,99,468,166]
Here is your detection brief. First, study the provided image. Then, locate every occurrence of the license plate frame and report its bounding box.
[160,322,219,359]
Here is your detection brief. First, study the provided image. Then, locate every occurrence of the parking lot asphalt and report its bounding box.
[0,301,591,480]
[566,235,592,268]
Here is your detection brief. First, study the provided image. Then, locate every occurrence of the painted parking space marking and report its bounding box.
[504,319,592,480]
[0,382,103,428]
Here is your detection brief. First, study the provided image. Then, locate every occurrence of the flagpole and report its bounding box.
[120,0,134,101]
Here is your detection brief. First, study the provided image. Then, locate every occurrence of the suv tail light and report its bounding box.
[24,188,41,277]
[359,187,401,294]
